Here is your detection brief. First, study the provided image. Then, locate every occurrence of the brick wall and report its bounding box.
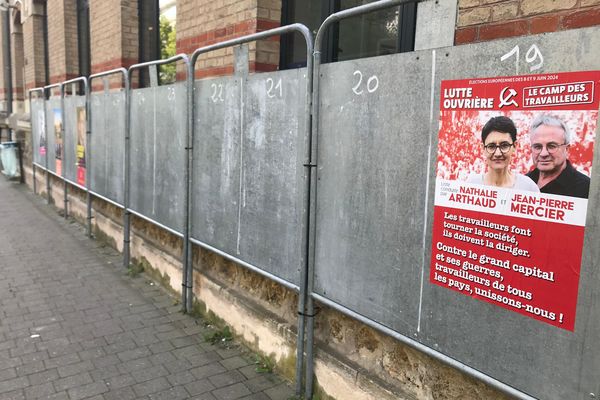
[90,0,138,74]
[11,13,25,102]
[177,0,281,78]
[456,0,600,44]
[0,9,23,105]
[0,13,8,106]
[47,0,79,84]
[23,2,47,91]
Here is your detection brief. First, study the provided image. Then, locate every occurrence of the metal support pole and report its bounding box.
[59,84,68,218]
[85,84,92,237]
[297,28,314,398]
[3,9,12,143]
[124,73,131,266]
[17,141,24,184]
[44,83,61,204]
[45,89,50,205]
[123,95,131,268]
[33,163,36,193]
[185,59,194,314]
[304,40,320,395]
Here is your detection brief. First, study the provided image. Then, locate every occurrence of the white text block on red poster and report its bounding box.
[431,71,600,331]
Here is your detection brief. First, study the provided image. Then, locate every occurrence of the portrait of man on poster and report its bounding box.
[526,114,591,199]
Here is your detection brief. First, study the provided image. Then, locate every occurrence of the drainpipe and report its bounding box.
[2,8,12,142]
[42,1,49,86]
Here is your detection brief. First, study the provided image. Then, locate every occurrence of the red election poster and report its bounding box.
[76,107,86,186]
[431,71,600,331]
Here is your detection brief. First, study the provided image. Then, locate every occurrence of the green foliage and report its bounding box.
[187,300,206,319]
[127,262,144,278]
[204,325,233,344]
[159,15,176,84]
[254,354,275,373]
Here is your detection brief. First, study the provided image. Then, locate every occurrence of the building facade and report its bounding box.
[2,0,600,127]
[2,1,600,399]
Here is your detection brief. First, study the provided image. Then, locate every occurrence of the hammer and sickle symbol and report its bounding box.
[499,86,518,108]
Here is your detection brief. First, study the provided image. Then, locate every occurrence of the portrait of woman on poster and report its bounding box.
[466,116,539,192]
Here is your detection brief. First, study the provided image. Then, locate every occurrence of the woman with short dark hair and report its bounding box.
[466,116,539,192]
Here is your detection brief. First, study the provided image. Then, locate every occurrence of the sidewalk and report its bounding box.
[0,178,294,400]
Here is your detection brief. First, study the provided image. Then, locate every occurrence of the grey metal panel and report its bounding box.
[238,69,306,284]
[90,91,126,205]
[414,0,456,51]
[191,69,307,285]
[129,82,186,233]
[30,98,45,166]
[45,97,60,173]
[192,75,242,256]
[314,26,600,400]
[315,51,433,331]
[62,96,74,181]
[62,96,85,183]
[417,26,600,400]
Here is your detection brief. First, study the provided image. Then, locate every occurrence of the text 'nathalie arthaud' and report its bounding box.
[449,186,575,221]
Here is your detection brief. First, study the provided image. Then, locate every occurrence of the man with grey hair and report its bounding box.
[526,114,590,199]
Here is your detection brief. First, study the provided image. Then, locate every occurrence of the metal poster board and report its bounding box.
[45,98,59,173]
[129,82,187,233]
[314,50,431,331]
[62,96,86,185]
[191,69,306,285]
[314,25,600,400]
[89,91,126,205]
[76,104,87,186]
[53,107,63,176]
[31,98,46,166]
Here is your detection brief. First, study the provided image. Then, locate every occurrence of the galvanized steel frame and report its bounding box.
[127,54,191,305]
[43,83,61,204]
[308,1,535,399]
[88,68,129,261]
[27,87,45,196]
[21,6,561,399]
[188,23,313,396]
[60,77,90,235]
